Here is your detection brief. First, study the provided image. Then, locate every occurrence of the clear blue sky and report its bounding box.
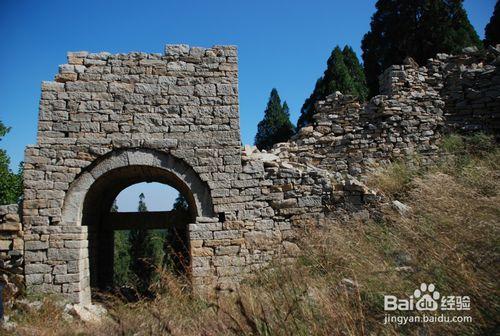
[0,0,495,210]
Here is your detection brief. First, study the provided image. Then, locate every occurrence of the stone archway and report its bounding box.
[60,149,215,304]
[62,148,214,225]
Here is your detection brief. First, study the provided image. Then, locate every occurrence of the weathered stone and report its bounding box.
[25,263,52,274]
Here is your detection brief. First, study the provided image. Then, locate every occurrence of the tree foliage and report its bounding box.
[128,193,157,294]
[297,46,367,128]
[172,194,189,212]
[255,88,295,150]
[485,1,500,47]
[362,0,482,96]
[163,193,191,273]
[0,120,22,205]
[112,201,132,286]
[114,191,192,292]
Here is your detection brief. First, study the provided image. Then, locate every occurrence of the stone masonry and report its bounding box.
[273,45,500,177]
[0,44,498,305]
[0,205,24,302]
[17,44,335,304]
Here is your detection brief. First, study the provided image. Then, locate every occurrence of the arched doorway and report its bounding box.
[61,149,214,303]
[112,183,189,294]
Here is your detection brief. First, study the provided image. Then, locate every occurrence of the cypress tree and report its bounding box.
[163,193,190,273]
[255,88,295,150]
[297,46,367,128]
[485,1,500,47]
[362,0,482,96]
[112,201,132,286]
[129,193,156,294]
[342,46,368,102]
[173,194,189,212]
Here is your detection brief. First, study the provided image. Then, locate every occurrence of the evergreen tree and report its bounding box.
[255,89,295,150]
[112,201,132,286]
[0,120,22,205]
[110,200,118,212]
[342,46,368,101]
[485,1,500,47]
[362,0,482,96]
[128,193,156,294]
[172,193,189,212]
[163,193,190,273]
[297,46,367,128]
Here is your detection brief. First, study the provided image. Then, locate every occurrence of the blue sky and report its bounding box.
[0,0,495,210]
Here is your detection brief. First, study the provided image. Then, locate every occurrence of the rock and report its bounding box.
[395,266,414,272]
[298,126,314,137]
[1,315,17,332]
[393,251,412,266]
[462,46,479,54]
[392,200,411,215]
[16,299,43,311]
[283,241,301,256]
[242,144,258,157]
[340,278,360,289]
[403,57,419,68]
[65,303,107,323]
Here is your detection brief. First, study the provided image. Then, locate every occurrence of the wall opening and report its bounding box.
[110,183,192,298]
[60,149,215,304]
[83,169,197,298]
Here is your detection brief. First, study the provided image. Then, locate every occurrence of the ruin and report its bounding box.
[0,43,498,305]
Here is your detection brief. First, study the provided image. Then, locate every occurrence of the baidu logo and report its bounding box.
[384,283,470,312]
[414,283,440,311]
[384,282,440,311]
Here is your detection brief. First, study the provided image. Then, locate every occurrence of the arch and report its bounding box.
[59,148,214,299]
[62,148,214,226]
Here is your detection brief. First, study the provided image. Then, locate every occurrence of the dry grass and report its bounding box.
[3,134,499,336]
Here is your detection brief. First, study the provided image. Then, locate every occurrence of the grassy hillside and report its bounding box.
[4,134,499,336]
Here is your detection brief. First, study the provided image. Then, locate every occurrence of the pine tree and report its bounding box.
[254,89,295,150]
[112,201,132,286]
[362,0,482,96]
[297,46,367,128]
[129,193,156,294]
[342,46,368,102]
[485,1,500,47]
[0,120,22,205]
[110,200,118,212]
[172,194,189,212]
[163,193,190,273]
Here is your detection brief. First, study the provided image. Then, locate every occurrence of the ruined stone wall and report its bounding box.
[279,65,444,176]
[22,44,242,303]
[276,46,499,177]
[0,204,24,301]
[20,44,336,304]
[13,44,499,305]
[428,46,500,135]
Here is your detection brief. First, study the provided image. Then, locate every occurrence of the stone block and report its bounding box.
[0,240,11,250]
[48,248,82,261]
[25,263,52,274]
[26,274,44,285]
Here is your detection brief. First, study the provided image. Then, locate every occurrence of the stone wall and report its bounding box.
[14,43,500,305]
[273,45,500,177]
[21,44,337,304]
[430,46,500,135]
[277,66,444,176]
[0,204,24,301]
[22,44,242,303]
